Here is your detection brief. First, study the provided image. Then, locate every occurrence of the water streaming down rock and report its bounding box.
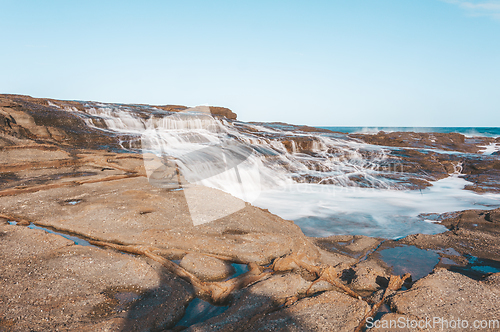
[72,102,395,201]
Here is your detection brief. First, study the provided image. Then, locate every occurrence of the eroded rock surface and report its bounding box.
[390,269,500,331]
[0,224,193,332]
[0,175,319,264]
[243,290,370,332]
[180,253,235,281]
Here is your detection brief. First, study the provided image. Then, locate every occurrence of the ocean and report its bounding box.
[318,127,500,137]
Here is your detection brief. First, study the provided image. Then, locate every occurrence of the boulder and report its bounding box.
[180,253,235,281]
[350,258,389,292]
[243,290,369,331]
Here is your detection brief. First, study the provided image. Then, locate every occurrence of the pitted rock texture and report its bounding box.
[390,269,500,331]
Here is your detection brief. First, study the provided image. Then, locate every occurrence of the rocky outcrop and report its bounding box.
[315,235,382,259]
[0,94,123,149]
[0,94,238,150]
[350,131,492,154]
[208,106,237,120]
[281,136,325,154]
[401,208,500,264]
[1,94,500,331]
[351,131,500,192]
[462,157,500,193]
[185,274,313,331]
[154,104,237,120]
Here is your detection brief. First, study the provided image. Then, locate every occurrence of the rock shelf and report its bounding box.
[1,94,499,331]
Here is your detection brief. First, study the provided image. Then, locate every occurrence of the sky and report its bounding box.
[1,0,499,127]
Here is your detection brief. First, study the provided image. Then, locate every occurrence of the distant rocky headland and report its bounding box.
[1,94,499,331]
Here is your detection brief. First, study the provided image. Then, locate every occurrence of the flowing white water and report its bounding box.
[478,143,500,155]
[254,174,500,238]
[72,103,500,238]
[78,103,396,193]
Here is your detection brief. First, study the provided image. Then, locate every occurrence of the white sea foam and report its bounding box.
[47,101,60,108]
[478,143,500,155]
[254,174,500,238]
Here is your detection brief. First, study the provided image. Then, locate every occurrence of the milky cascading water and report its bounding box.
[69,102,500,238]
[75,102,397,196]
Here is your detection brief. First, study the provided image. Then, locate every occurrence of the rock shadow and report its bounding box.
[117,264,194,332]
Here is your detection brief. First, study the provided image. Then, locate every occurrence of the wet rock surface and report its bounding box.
[350,131,492,153]
[0,94,237,149]
[0,95,122,150]
[351,131,500,192]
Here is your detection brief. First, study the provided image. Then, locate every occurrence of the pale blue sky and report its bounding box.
[1,0,499,126]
